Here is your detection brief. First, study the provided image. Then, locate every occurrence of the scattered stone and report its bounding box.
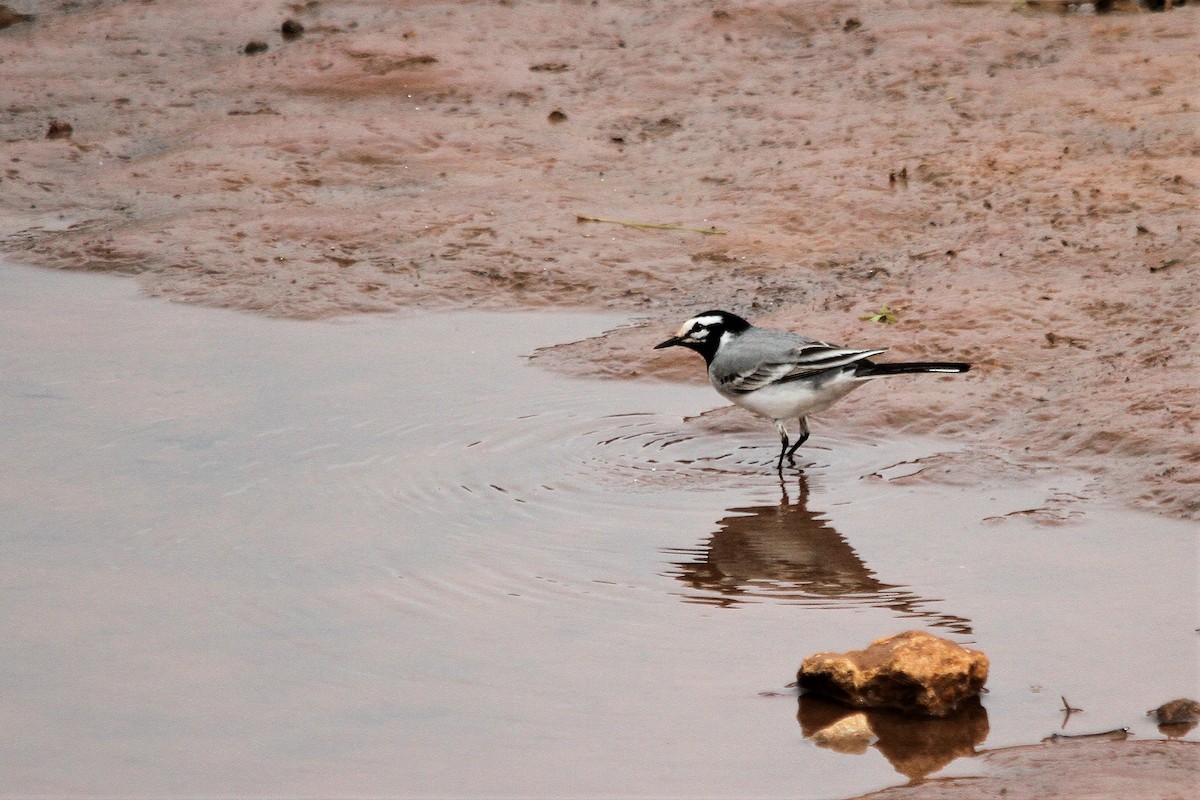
[529,62,569,72]
[547,109,567,123]
[797,630,989,717]
[843,17,862,32]
[46,120,72,140]
[281,18,305,40]
[0,4,32,29]
[640,116,682,137]
[243,40,269,55]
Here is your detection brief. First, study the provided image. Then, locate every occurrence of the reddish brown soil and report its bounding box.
[1,3,1197,794]
[856,739,1199,800]
[1,0,1197,523]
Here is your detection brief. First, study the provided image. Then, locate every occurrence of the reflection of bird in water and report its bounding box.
[665,475,973,635]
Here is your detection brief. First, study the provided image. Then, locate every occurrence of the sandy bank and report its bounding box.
[0,0,1196,523]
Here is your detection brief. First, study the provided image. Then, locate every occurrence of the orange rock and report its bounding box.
[797,630,989,717]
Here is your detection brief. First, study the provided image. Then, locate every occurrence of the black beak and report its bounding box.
[654,336,682,350]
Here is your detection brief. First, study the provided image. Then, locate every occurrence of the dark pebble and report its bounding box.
[1151,698,1200,724]
[281,19,305,39]
[46,120,73,140]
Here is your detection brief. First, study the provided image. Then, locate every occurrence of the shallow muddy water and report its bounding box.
[1,264,1196,798]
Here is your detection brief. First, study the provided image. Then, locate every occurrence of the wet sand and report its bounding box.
[858,739,1199,800]
[0,1,1197,797]
[859,738,1195,800]
[0,0,1197,520]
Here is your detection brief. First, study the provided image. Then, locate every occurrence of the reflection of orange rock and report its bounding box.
[797,630,989,717]
[799,694,989,781]
[808,712,876,754]
[870,699,989,780]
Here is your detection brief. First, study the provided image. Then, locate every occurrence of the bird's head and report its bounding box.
[653,310,751,364]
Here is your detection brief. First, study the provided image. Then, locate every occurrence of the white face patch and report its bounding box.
[678,314,723,341]
[688,314,725,329]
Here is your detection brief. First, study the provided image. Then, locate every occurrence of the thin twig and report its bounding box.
[1060,695,1083,729]
[1043,727,1130,743]
[573,213,726,235]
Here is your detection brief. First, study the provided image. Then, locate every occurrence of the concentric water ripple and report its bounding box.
[6,265,1197,799]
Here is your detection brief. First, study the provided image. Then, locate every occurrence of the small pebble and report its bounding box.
[281,19,305,40]
[46,120,73,140]
[1150,698,1200,725]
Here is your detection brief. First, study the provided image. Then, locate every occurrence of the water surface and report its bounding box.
[1,264,1195,798]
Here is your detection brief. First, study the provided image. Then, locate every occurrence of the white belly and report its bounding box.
[713,372,863,421]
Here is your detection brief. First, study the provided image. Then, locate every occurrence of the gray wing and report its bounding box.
[713,329,885,394]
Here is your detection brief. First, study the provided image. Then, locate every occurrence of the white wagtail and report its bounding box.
[654,310,970,470]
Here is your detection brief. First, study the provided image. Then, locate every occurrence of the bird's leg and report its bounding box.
[784,417,810,463]
[774,419,790,472]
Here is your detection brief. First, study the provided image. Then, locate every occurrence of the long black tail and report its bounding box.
[855,361,970,377]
